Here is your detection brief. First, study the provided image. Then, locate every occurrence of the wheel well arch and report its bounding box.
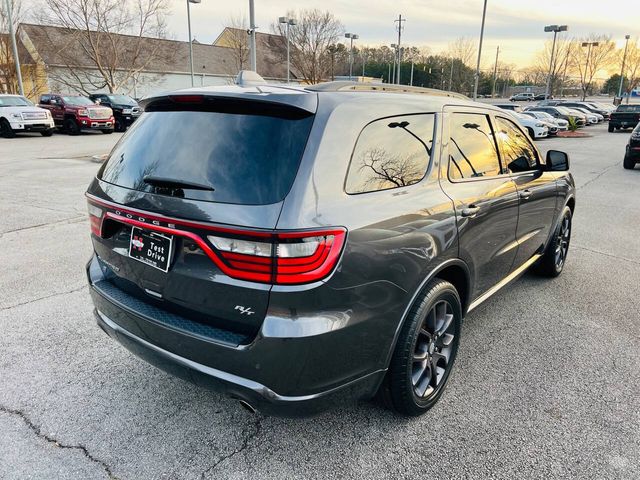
[381,258,472,372]
[566,196,575,213]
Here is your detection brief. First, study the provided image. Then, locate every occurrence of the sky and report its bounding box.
[166,0,638,73]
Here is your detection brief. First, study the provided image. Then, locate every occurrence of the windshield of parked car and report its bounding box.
[555,107,573,115]
[106,95,137,106]
[616,105,640,112]
[99,102,314,205]
[0,96,33,107]
[62,96,95,106]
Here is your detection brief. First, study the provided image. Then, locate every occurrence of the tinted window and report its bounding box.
[345,114,435,194]
[448,113,501,180]
[62,96,94,106]
[495,117,539,173]
[617,105,640,112]
[99,108,314,205]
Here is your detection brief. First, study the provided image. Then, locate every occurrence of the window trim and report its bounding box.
[446,111,507,184]
[343,112,438,196]
[493,115,542,175]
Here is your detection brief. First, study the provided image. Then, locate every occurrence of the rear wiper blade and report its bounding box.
[143,175,215,191]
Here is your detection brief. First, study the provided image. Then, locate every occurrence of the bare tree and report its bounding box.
[37,0,170,93]
[447,37,475,67]
[534,36,572,96]
[223,16,249,74]
[0,0,22,94]
[570,35,616,101]
[621,38,640,103]
[272,9,343,84]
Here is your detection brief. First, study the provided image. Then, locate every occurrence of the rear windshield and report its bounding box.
[98,106,314,205]
[616,105,640,112]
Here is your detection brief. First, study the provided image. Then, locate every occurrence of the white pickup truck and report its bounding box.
[0,94,55,138]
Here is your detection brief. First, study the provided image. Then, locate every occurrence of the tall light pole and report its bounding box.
[5,0,23,95]
[391,43,397,83]
[543,24,568,100]
[186,0,200,87]
[581,41,599,101]
[345,33,359,81]
[618,34,631,99]
[449,56,454,91]
[473,0,488,100]
[279,16,296,83]
[394,14,405,84]
[248,0,257,71]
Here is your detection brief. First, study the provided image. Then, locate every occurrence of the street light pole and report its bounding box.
[544,24,568,100]
[449,56,454,91]
[279,17,296,83]
[473,0,488,100]
[581,41,599,101]
[345,33,359,81]
[394,14,405,84]
[248,0,257,71]
[5,0,23,95]
[618,34,631,99]
[491,45,499,98]
[186,0,200,87]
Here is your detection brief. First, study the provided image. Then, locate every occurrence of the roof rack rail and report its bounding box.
[305,81,468,100]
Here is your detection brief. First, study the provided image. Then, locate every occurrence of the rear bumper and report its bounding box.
[86,255,388,416]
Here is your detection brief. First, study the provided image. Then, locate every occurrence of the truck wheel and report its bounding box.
[40,129,53,137]
[623,155,636,170]
[64,118,80,135]
[379,279,462,416]
[533,206,572,277]
[0,118,15,138]
[608,124,614,132]
[114,120,125,132]
[101,129,114,135]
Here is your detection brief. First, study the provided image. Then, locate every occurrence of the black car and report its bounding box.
[560,102,610,120]
[85,77,575,417]
[624,123,640,169]
[526,106,586,127]
[89,94,141,132]
[609,104,640,132]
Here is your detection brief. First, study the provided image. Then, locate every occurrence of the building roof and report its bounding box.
[18,23,290,80]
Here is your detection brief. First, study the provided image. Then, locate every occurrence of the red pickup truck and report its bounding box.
[38,94,115,135]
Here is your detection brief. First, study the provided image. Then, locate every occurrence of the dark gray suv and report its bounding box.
[86,80,575,417]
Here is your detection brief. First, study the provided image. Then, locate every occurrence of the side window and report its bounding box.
[345,114,435,194]
[494,117,539,173]
[448,113,501,180]
[40,95,50,105]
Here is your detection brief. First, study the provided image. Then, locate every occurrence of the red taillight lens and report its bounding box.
[87,202,103,236]
[207,229,346,285]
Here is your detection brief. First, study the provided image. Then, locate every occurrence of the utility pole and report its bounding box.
[394,14,405,84]
[449,56,454,91]
[6,0,24,95]
[619,34,631,100]
[473,0,487,100]
[388,63,391,83]
[248,0,257,72]
[410,58,414,86]
[581,41,599,101]
[491,46,499,98]
[544,25,568,99]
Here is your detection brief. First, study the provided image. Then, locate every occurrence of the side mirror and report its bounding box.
[547,150,569,171]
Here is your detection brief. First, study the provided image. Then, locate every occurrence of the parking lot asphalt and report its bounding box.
[1,125,638,480]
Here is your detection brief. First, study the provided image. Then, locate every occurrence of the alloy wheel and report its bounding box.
[554,215,571,269]
[411,300,456,399]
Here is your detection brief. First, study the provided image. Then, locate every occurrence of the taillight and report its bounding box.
[87,202,103,236]
[207,229,346,285]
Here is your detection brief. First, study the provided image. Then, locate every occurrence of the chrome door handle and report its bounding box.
[519,189,532,200]
[461,205,480,218]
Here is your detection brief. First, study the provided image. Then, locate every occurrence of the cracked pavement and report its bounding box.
[1,125,639,479]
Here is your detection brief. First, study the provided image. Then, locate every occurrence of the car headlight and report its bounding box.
[78,108,88,116]
[535,123,544,127]
[11,113,22,119]
[122,108,132,114]
[632,131,640,140]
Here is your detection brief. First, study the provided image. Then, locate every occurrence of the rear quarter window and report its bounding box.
[345,114,435,194]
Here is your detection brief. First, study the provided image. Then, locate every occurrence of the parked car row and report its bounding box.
[0,93,141,138]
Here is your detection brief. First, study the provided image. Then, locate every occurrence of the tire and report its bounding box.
[532,206,572,277]
[608,124,614,132]
[381,279,462,416]
[623,155,636,170]
[102,129,114,134]
[64,118,80,135]
[40,129,53,137]
[114,120,125,132]
[0,118,15,138]
[526,127,535,139]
